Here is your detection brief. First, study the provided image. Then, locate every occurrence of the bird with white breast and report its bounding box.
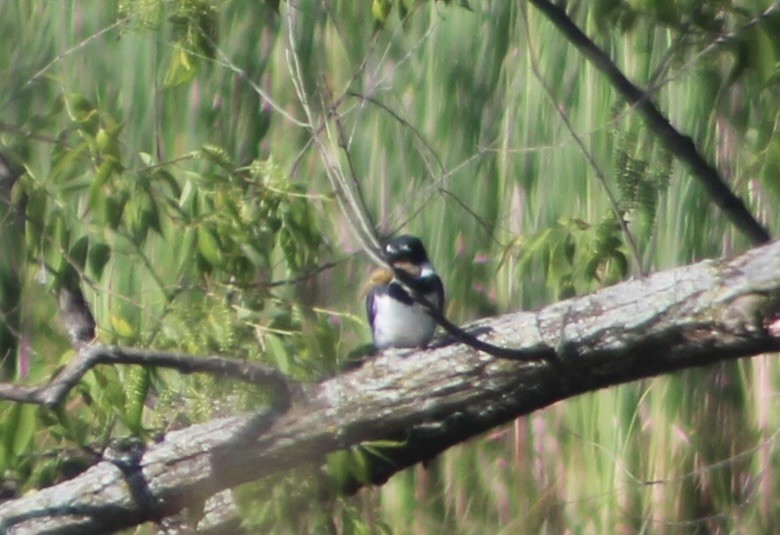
[366,235,445,350]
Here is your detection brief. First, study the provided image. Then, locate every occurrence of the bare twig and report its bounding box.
[2,18,128,112]
[520,4,646,276]
[0,344,295,410]
[346,90,445,179]
[284,7,384,266]
[527,0,771,244]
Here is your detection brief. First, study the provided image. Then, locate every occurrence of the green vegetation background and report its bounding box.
[1,0,779,533]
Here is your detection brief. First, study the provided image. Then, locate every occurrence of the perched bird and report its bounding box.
[366,235,445,349]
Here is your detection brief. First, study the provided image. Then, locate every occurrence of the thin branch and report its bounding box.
[0,121,71,147]
[528,0,771,245]
[202,47,309,128]
[283,6,385,268]
[520,4,646,276]
[323,81,381,241]
[346,90,445,178]
[0,344,294,410]
[1,18,128,113]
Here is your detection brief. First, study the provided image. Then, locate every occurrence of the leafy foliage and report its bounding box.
[501,216,628,299]
[120,0,219,87]
[611,105,674,242]
[1,0,779,533]
[3,78,331,494]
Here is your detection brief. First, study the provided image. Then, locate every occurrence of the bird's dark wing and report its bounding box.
[415,274,445,313]
[432,274,445,313]
[387,281,414,305]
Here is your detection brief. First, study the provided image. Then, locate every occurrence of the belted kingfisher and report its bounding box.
[366,235,445,349]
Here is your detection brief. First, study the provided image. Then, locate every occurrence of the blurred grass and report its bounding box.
[2,0,779,533]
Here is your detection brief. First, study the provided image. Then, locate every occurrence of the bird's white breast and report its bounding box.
[372,290,439,349]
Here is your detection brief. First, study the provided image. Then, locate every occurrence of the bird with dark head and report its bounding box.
[366,235,445,349]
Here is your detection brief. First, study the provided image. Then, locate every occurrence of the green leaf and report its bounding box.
[264,333,291,374]
[518,227,556,274]
[372,0,392,27]
[125,366,151,434]
[45,213,70,276]
[24,188,47,252]
[87,157,120,211]
[239,242,269,269]
[164,47,197,88]
[1,406,20,469]
[326,450,353,491]
[96,128,121,160]
[88,242,111,279]
[138,151,155,166]
[13,404,37,457]
[179,179,197,214]
[547,238,573,286]
[350,447,370,483]
[103,191,128,230]
[63,93,99,136]
[110,314,136,339]
[755,27,779,87]
[648,0,678,26]
[177,228,198,272]
[129,194,162,241]
[197,226,223,268]
[50,141,89,184]
[68,235,90,273]
[64,93,97,124]
[144,198,163,236]
[153,168,181,197]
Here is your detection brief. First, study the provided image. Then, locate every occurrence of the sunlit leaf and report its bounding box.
[125,366,151,434]
[96,128,121,160]
[87,157,120,211]
[372,0,392,27]
[197,226,223,268]
[110,314,136,338]
[164,47,197,88]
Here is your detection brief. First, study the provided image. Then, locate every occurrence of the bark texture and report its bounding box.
[1,240,779,534]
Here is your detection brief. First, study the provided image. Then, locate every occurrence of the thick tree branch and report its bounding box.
[528,0,771,245]
[1,240,779,534]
